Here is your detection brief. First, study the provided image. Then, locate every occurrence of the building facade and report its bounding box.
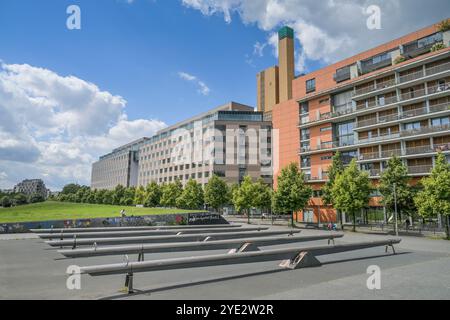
[13,179,48,199]
[91,138,149,190]
[261,22,450,223]
[91,102,273,190]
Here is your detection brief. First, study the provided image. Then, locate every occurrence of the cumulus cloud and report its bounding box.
[178,71,211,96]
[182,0,450,73]
[0,62,166,190]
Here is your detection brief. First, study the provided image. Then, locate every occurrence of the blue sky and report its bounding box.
[0,0,276,124]
[0,0,448,190]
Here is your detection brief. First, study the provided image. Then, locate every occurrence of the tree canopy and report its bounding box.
[331,159,371,232]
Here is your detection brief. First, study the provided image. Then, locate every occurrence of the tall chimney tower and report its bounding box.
[278,26,295,102]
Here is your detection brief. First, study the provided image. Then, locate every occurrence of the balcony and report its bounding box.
[358,143,450,162]
[357,132,401,145]
[299,103,356,126]
[398,62,450,84]
[334,69,351,83]
[428,82,450,95]
[404,145,434,155]
[400,124,450,138]
[426,61,450,77]
[359,151,380,160]
[354,79,396,97]
[380,149,402,158]
[361,59,392,75]
[407,165,433,175]
[365,169,381,177]
[356,102,450,129]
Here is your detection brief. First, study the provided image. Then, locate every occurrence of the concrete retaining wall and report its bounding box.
[0,212,227,234]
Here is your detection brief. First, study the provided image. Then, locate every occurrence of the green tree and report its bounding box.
[160,180,183,208]
[103,190,114,205]
[176,179,204,210]
[95,189,107,204]
[273,163,312,227]
[204,175,230,213]
[13,193,28,206]
[251,178,273,214]
[414,153,450,240]
[61,183,81,195]
[322,151,345,227]
[29,193,45,203]
[122,187,136,206]
[232,176,257,224]
[1,196,12,208]
[112,185,125,205]
[134,186,146,205]
[331,159,371,232]
[379,156,415,222]
[75,189,85,203]
[144,182,162,207]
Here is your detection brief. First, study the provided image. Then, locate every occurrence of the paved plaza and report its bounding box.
[0,223,449,300]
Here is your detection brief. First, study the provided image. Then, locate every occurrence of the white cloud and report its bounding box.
[178,71,211,95]
[182,0,450,73]
[0,62,166,190]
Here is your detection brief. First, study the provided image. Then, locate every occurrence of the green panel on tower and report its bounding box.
[278,26,294,40]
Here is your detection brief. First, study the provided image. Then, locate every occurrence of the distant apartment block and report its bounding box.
[13,179,48,199]
[258,21,450,223]
[91,102,273,190]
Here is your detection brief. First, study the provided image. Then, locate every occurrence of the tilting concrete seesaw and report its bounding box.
[76,239,401,294]
[31,224,242,234]
[37,226,269,240]
[58,233,345,258]
[46,229,301,248]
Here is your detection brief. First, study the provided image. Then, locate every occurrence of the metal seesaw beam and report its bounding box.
[59,233,345,258]
[31,224,241,234]
[79,239,401,277]
[47,230,301,248]
[38,226,268,240]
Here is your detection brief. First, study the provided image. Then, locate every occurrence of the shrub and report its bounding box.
[431,42,446,52]
[393,55,407,65]
[437,18,450,32]
[29,193,45,203]
[14,193,28,206]
[1,196,13,208]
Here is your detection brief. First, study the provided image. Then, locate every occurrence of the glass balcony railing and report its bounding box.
[356,102,450,129]
[357,132,401,145]
[354,61,450,98]
[401,124,450,138]
[426,61,450,77]
[399,69,425,83]
[359,143,449,161]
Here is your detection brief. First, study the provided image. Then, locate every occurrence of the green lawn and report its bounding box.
[0,201,204,223]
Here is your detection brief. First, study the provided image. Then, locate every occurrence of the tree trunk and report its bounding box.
[446,215,450,241]
[247,210,250,225]
[291,211,294,228]
[352,212,356,232]
[340,210,344,231]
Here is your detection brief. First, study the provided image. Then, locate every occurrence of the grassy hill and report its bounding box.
[0,201,204,223]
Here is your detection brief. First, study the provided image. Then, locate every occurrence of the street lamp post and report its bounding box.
[393,183,399,237]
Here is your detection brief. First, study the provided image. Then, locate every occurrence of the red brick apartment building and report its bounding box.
[258,21,450,224]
